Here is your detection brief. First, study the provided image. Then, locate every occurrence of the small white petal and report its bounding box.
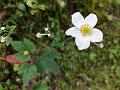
[90,28,103,42]
[1,36,6,42]
[65,27,81,38]
[1,27,5,30]
[48,34,51,37]
[75,37,90,50]
[72,12,85,28]
[45,28,48,31]
[99,43,104,48]
[85,14,97,28]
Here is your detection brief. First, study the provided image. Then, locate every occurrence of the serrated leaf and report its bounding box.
[36,48,60,74]
[37,58,60,74]
[18,63,37,86]
[18,63,28,74]
[14,52,30,61]
[23,38,36,53]
[11,38,36,53]
[41,48,59,59]
[11,41,26,51]
[11,38,36,61]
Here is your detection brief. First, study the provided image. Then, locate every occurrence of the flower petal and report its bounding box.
[72,12,85,29]
[85,14,97,28]
[65,27,81,38]
[75,37,90,50]
[90,28,103,42]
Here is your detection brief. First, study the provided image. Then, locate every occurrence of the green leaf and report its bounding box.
[37,4,46,10]
[23,38,36,53]
[7,25,16,33]
[6,79,11,86]
[0,84,3,90]
[37,58,60,74]
[18,63,37,86]
[107,15,113,21]
[36,48,60,74]
[14,52,30,61]
[18,3,26,11]
[24,0,37,8]
[11,41,26,51]
[56,0,65,8]
[11,38,36,61]
[41,48,59,59]
[30,9,38,15]
[11,38,36,54]
[5,37,13,46]
[34,83,48,90]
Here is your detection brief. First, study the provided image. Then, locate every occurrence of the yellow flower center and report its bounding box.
[23,50,29,55]
[80,24,92,36]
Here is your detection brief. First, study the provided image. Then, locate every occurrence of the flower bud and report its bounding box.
[23,50,29,55]
[1,36,6,42]
[99,43,104,48]
[1,27,5,30]
[48,34,51,37]
[36,33,42,38]
[45,28,48,31]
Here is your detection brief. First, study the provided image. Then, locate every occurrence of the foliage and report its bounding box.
[11,38,36,61]
[0,84,3,90]
[0,0,120,90]
[36,48,60,74]
[18,63,37,87]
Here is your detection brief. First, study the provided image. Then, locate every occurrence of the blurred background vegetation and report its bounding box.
[0,0,120,90]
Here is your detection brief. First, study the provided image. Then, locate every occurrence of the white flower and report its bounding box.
[1,36,6,43]
[45,28,48,31]
[65,12,103,50]
[36,33,42,38]
[48,34,51,37]
[1,27,5,30]
[36,33,51,38]
[98,43,104,48]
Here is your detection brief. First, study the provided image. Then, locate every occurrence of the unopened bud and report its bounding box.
[1,36,6,42]
[45,28,48,31]
[48,34,51,37]
[36,33,42,38]
[99,43,104,48]
[23,50,29,55]
[1,27,5,30]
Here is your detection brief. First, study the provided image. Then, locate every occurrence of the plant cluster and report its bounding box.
[0,0,120,90]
